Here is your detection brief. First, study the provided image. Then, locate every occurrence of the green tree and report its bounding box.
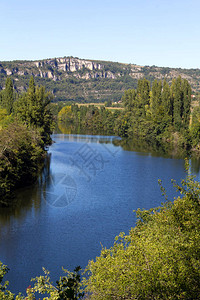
[151,79,162,117]
[14,77,54,144]
[136,78,150,117]
[58,105,73,122]
[172,76,183,131]
[182,79,192,128]
[122,89,136,111]
[1,78,14,114]
[190,105,200,147]
[162,79,172,121]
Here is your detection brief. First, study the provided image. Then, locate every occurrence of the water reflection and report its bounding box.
[52,133,121,144]
[1,133,200,230]
[56,122,192,159]
[114,137,190,159]
[0,153,51,227]
[56,121,115,136]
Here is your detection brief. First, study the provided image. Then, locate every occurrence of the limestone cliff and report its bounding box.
[0,56,199,102]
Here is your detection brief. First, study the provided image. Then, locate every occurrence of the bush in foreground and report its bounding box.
[84,164,200,299]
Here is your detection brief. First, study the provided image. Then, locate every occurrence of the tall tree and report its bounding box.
[162,79,173,123]
[182,79,192,128]
[172,76,183,131]
[1,78,14,114]
[136,78,150,117]
[14,76,53,144]
[151,79,162,117]
[122,89,136,112]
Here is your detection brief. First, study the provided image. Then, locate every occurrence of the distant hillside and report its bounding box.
[0,56,200,102]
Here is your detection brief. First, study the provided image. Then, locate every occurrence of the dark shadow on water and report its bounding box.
[0,153,52,226]
[114,137,190,159]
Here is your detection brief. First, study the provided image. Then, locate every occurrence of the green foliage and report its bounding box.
[1,57,199,104]
[0,77,54,204]
[58,105,122,135]
[14,76,54,144]
[122,89,136,111]
[162,78,172,120]
[0,78,15,114]
[0,122,44,205]
[0,108,13,130]
[58,77,193,147]
[50,102,68,117]
[121,77,192,147]
[182,79,192,127]
[190,105,200,148]
[84,167,200,299]
[151,79,162,117]
[0,263,84,300]
[58,106,73,122]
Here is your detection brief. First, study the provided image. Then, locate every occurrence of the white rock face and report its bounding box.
[5,69,12,75]
[58,63,67,71]
[0,56,124,82]
[46,57,103,73]
[130,72,143,79]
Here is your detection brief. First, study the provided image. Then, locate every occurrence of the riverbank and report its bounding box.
[0,123,48,206]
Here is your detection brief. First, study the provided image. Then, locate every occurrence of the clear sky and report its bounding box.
[0,0,200,68]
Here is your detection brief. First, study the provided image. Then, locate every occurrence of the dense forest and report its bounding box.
[58,77,200,151]
[0,77,54,205]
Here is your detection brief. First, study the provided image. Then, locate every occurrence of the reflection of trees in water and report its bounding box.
[56,122,200,174]
[57,121,114,136]
[113,138,179,158]
[115,138,200,174]
[0,153,52,227]
[190,157,200,177]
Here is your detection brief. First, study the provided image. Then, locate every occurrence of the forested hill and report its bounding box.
[0,56,200,102]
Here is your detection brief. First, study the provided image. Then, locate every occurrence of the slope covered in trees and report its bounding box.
[1,56,200,103]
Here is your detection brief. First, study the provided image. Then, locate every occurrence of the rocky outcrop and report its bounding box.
[81,71,117,80]
[38,70,59,81]
[5,69,12,76]
[34,57,102,73]
[130,72,143,79]
[1,56,200,102]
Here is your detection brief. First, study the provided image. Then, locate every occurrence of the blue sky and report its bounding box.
[0,0,200,68]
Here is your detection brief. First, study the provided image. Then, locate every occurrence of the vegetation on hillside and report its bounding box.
[1,56,200,103]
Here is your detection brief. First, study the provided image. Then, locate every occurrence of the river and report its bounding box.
[0,133,199,295]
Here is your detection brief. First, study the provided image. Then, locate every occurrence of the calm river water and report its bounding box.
[0,133,199,295]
